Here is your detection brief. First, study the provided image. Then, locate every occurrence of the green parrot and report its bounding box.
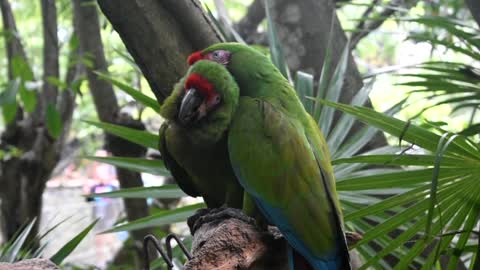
[188,43,351,270]
[159,60,243,209]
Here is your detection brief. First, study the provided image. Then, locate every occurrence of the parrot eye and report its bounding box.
[208,50,231,65]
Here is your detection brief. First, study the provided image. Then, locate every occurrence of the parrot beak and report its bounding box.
[179,88,205,125]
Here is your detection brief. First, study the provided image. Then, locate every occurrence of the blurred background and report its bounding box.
[0,0,479,269]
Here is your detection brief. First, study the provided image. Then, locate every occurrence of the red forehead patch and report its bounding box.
[185,73,215,98]
[187,51,204,65]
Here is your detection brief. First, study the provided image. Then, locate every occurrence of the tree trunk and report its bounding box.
[94,0,373,268]
[97,0,222,103]
[268,0,386,150]
[72,0,154,263]
[0,0,74,242]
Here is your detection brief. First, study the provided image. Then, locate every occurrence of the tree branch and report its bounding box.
[56,32,83,152]
[0,0,27,141]
[73,1,156,264]
[352,0,380,40]
[350,0,418,49]
[0,259,59,270]
[234,0,265,43]
[185,208,288,270]
[0,0,28,79]
[97,0,221,103]
[73,0,119,123]
[40,0,59,108]
[269,0,363,102]
[183,208,363,270]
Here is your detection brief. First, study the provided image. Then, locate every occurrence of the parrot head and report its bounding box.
[177,60,239,126]
[187,43,281,94]
[187,43,263,70]
[188,43,289,99]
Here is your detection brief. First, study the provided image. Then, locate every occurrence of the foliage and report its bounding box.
[0,218,97,265]
[398,16,480,136]
[84,1,480,269]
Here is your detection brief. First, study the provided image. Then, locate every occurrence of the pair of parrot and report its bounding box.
[159,43,350,270]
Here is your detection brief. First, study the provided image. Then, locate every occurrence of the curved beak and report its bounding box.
[178,88,205,125]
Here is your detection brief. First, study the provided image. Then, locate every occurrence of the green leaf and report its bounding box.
[403,17,480,49]
[46,104,63,139]
[50,219,98,265]
[87,184,186,199]
[333,154,467,167]
[84,156,170,176]
[264,0,291,81]
[320,100,480,159]
[69,78,84,94]
[102,203,205,233]
[336,168,460,191]
[312,19,335,121]
[0,79,20,106]
[18,87,36,113]
[424,134,459,242]
[2,104,17,124]
[459,123,480,136]
[12,56,37,112]
[84,120,159,149]
[294,71,314,113]
[327,78,374,154]
[46,76,67,91]
[319,40,350,135]
[1,218,36,262]
[11,56,34,82]
[95,72,161,112]
[0,79,20,124]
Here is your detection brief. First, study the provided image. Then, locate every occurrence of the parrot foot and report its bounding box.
[187,206,256,235]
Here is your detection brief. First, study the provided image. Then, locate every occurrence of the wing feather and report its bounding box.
[159,123,200,197]
[228,97,348,267]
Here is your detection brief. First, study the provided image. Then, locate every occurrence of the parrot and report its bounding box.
[187,43,351,270]
[159,60,244,209]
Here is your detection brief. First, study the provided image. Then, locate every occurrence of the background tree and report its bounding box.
[0,0,479,268]
[0,0,77,242]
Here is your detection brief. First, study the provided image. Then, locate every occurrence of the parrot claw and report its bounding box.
[187,206,256,235]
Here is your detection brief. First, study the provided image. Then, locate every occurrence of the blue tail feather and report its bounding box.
[253,196,347,270]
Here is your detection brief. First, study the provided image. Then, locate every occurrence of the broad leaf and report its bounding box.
[87,184,186,199]
[50,219,98,265]
[84,156,170,176]
[95,72,161,112]
[46,104,63,139]
[102,203,205,233]
[84,120,159,149]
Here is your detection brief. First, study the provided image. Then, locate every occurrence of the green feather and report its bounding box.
[202,43,348,262]
[158,60,243,208]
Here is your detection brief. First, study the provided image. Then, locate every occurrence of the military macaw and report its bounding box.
[159,60,244,209]
[188,43,351,270]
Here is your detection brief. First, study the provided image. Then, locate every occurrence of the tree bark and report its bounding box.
[72,0,118,123]
[94,0,369,268]
[268,0,386,150]
[0,0,73,242]
[184,208,362,270]
[96,0,222,103]
[186,218,288,270]
[72,0,153,262]
[40,0,59,108]
[269,0,362,96]
[0,259,59,270]
[466,0,480,28]
[0,0,28,79]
